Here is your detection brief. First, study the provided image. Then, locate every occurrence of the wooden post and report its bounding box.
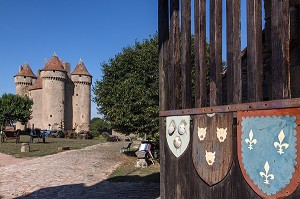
[159,0,169,198]
[181,0,192,109]
[209,0,222,106]
[194,0,207,108]
[247,0,263,102]
[170,0,180,110]
[226,0,241,104]
[271,0,290,99]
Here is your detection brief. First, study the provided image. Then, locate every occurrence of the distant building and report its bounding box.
[14,54,92,132]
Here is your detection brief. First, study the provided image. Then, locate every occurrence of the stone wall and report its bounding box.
[41,70,66,130]
[71,74,91,132]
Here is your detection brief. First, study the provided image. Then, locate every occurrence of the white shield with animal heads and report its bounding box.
[166,115,190,158]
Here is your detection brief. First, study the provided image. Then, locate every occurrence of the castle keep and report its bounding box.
[14,54,92,132]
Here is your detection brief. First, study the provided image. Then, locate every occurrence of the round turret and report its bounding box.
[71,59,92,132]
[14,63,37,97]
[40,54,67,130]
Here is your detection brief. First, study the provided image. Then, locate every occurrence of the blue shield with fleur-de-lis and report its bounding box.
[237,108,300,199]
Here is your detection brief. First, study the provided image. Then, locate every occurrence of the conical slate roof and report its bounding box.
[29,77,43,91]
[14,63,36,78]
[71,59,92,77]
[41,54,66,72]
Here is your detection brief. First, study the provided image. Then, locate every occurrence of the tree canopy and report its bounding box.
[0,93,33,128]
[93,36,159,135]
[93,34,212,136]
[90,117,111,132]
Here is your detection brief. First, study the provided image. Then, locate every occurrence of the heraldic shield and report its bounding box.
[192,113,233,186]
[166,115,190,158]
[237,108,300,198]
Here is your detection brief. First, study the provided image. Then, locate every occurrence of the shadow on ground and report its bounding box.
[16,173,160,199]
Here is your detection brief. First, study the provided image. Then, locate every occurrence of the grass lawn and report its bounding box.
[108,149,160,183]
[0,137,160,183]
[0,135,102,158]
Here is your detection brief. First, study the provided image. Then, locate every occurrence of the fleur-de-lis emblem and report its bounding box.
[259,161,275,185]
[274,130,289,155]
[245,129,257,150]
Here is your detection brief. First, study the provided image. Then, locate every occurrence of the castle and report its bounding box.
[14,53,92,132]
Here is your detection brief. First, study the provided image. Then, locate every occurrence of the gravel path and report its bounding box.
[0,142,160,199]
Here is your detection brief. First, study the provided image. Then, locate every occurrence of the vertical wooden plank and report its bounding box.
[181,0,192,109]
[194,0,207,108]
[158,0,169,198]
[170,0,180,110]
[271,0,290,100]
[247,0,263,102]
[227,0,241,104]
[209,0,222,106]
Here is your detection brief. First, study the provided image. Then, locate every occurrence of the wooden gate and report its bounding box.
[159,0,300,198]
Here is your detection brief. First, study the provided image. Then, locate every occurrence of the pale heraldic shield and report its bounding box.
[166,115,190,158]
[238,108,300,199]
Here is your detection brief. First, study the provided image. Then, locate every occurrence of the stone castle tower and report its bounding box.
[14,54,92,132]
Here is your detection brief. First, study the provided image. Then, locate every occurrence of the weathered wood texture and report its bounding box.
[181,0,192,109]
[247,0,263,102]
[192,113,233,186]
[158,0,169,198]
[226,0,241,104]
[158,0,298,198]
[170,0,180,110]
[271,0,290,100]
[194,0,207,108]
[160,97,300,116]
[209,0,222,106]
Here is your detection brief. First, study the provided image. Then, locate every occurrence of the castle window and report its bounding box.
[76,94,78,96]
[79,75,82,77]
[50,115,52,117]
[53,70,56,73]
[82,115,84,118]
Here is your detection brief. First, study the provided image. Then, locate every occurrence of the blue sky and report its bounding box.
[0,0,158,118]
[0,0,261,118]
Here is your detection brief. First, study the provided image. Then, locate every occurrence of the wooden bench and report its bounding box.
[120,142,133,152]
[2,130,20,143]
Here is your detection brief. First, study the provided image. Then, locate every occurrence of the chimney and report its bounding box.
[63,62,71,76]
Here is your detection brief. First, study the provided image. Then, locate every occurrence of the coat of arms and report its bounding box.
[166,115,190,158]
[237,108,300,198]
[192,113,233,186]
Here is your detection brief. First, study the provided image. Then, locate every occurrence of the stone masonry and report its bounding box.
[14,54,92,132]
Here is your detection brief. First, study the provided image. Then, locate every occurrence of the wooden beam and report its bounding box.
[181,0,192,109]
[247,0,263,102]
[158,0,169,198]
[159,0,169,112]
[271,0,290,99]
[160,98,300,116]
[170,0,181,110]
[209,0,222,106]
[194,0,207,108]
[226,0,241,104]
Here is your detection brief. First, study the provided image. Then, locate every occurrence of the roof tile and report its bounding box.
[71,59,92,77]
[29,77,43,91]
[14,63,37,78]
[41,55,66,72]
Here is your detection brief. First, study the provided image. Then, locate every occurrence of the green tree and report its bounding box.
[93,35,159,135]
[90,117,111,132]
[0,93,33,128]
[93,34,212,136]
